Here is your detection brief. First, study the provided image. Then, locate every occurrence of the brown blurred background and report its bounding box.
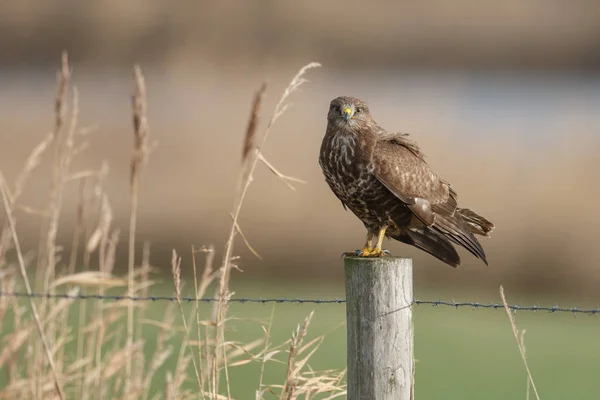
[1,0,600,298]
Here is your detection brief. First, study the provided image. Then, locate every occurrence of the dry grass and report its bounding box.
[500,286,541,400]
[124,63,151,398]
[0,54,344,399]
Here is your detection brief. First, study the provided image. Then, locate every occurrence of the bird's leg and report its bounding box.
[369,226,391,257]
[361,231,374,254]
[343,229,391,258]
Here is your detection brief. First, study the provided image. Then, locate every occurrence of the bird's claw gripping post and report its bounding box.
[341,248,392,258]
[341,227,391,258]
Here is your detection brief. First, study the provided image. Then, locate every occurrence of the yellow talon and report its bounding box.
[346,228,391,258]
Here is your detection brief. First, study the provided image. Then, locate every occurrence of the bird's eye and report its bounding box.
[331,104,341,112]
[355,107,362,114]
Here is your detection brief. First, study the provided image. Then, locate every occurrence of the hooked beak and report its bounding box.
[342,106,354,121]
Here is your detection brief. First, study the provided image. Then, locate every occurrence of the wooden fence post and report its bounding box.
[344,256,414,400]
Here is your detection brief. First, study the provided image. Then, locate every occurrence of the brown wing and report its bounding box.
[372,133,458,225]
[372,133,488,263]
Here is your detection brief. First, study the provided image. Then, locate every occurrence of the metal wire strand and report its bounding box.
[0,290,598,315]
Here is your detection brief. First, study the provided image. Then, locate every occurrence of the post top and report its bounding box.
[343,256,413,269]
[342,256,411,261]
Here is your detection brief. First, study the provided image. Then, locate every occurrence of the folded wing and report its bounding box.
[372,132,489,264]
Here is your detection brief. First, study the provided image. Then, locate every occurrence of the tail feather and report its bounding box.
[457,208,495,237]
[432,214,489,265]
[388,206,494,267]
[395,229,461,268]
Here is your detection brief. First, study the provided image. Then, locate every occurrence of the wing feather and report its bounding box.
[372,135,457,223]
[372,132,489,264]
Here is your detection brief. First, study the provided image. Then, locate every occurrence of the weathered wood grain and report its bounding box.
[344,256,414,400]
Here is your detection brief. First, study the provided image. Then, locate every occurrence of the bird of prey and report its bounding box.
[319,96,494,267]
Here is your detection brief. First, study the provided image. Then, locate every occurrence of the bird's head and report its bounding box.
[327,96,371,130]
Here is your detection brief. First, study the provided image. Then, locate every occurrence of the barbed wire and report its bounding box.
[0,290,598,315]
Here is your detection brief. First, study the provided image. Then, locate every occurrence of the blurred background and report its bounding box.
[1,1,600,398]
[2,0,599,295]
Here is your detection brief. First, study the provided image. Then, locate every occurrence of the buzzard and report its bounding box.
[319,96,494,267]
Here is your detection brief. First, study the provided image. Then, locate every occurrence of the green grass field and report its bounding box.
[2,279,599,399]
[120,279,600,399]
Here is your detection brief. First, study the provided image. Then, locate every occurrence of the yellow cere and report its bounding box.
[343,107,353,117]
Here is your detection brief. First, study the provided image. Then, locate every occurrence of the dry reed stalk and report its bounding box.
[76,165,107,398]
[520,330,531,400]
[242,82,267,163]
[132,350,146,399]
[67,190,112,398]
[53,52,69,138]
[55,178,88,371]
[126,64,150,393]
[192,245,218,397]
[211,62,320,398]
[122,241,153,398]
[281,311,314,400]
[140,242,151,298]
[39,63,79,396]
[256,306,276,399]
[68,179,87,275]
[0,266,22,385]
[0,174,65,400]
[44,83,78,286]
[223,338,264,365]
[29,52,70,397]
[93,211,118,398]
[38,52,73,290]
[256,152,306,191]
[220,315,232,400]
[229,214,262,260]
[500,286,541,400]
[134,241,152,377]
[0,270,15,326]
[193,246,218,395]
[171,250,203,393]
[0,226,12,267]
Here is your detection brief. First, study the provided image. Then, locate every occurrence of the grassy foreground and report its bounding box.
[184,283,600,399]
[3,280,598,399]
[183,283,600,399]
